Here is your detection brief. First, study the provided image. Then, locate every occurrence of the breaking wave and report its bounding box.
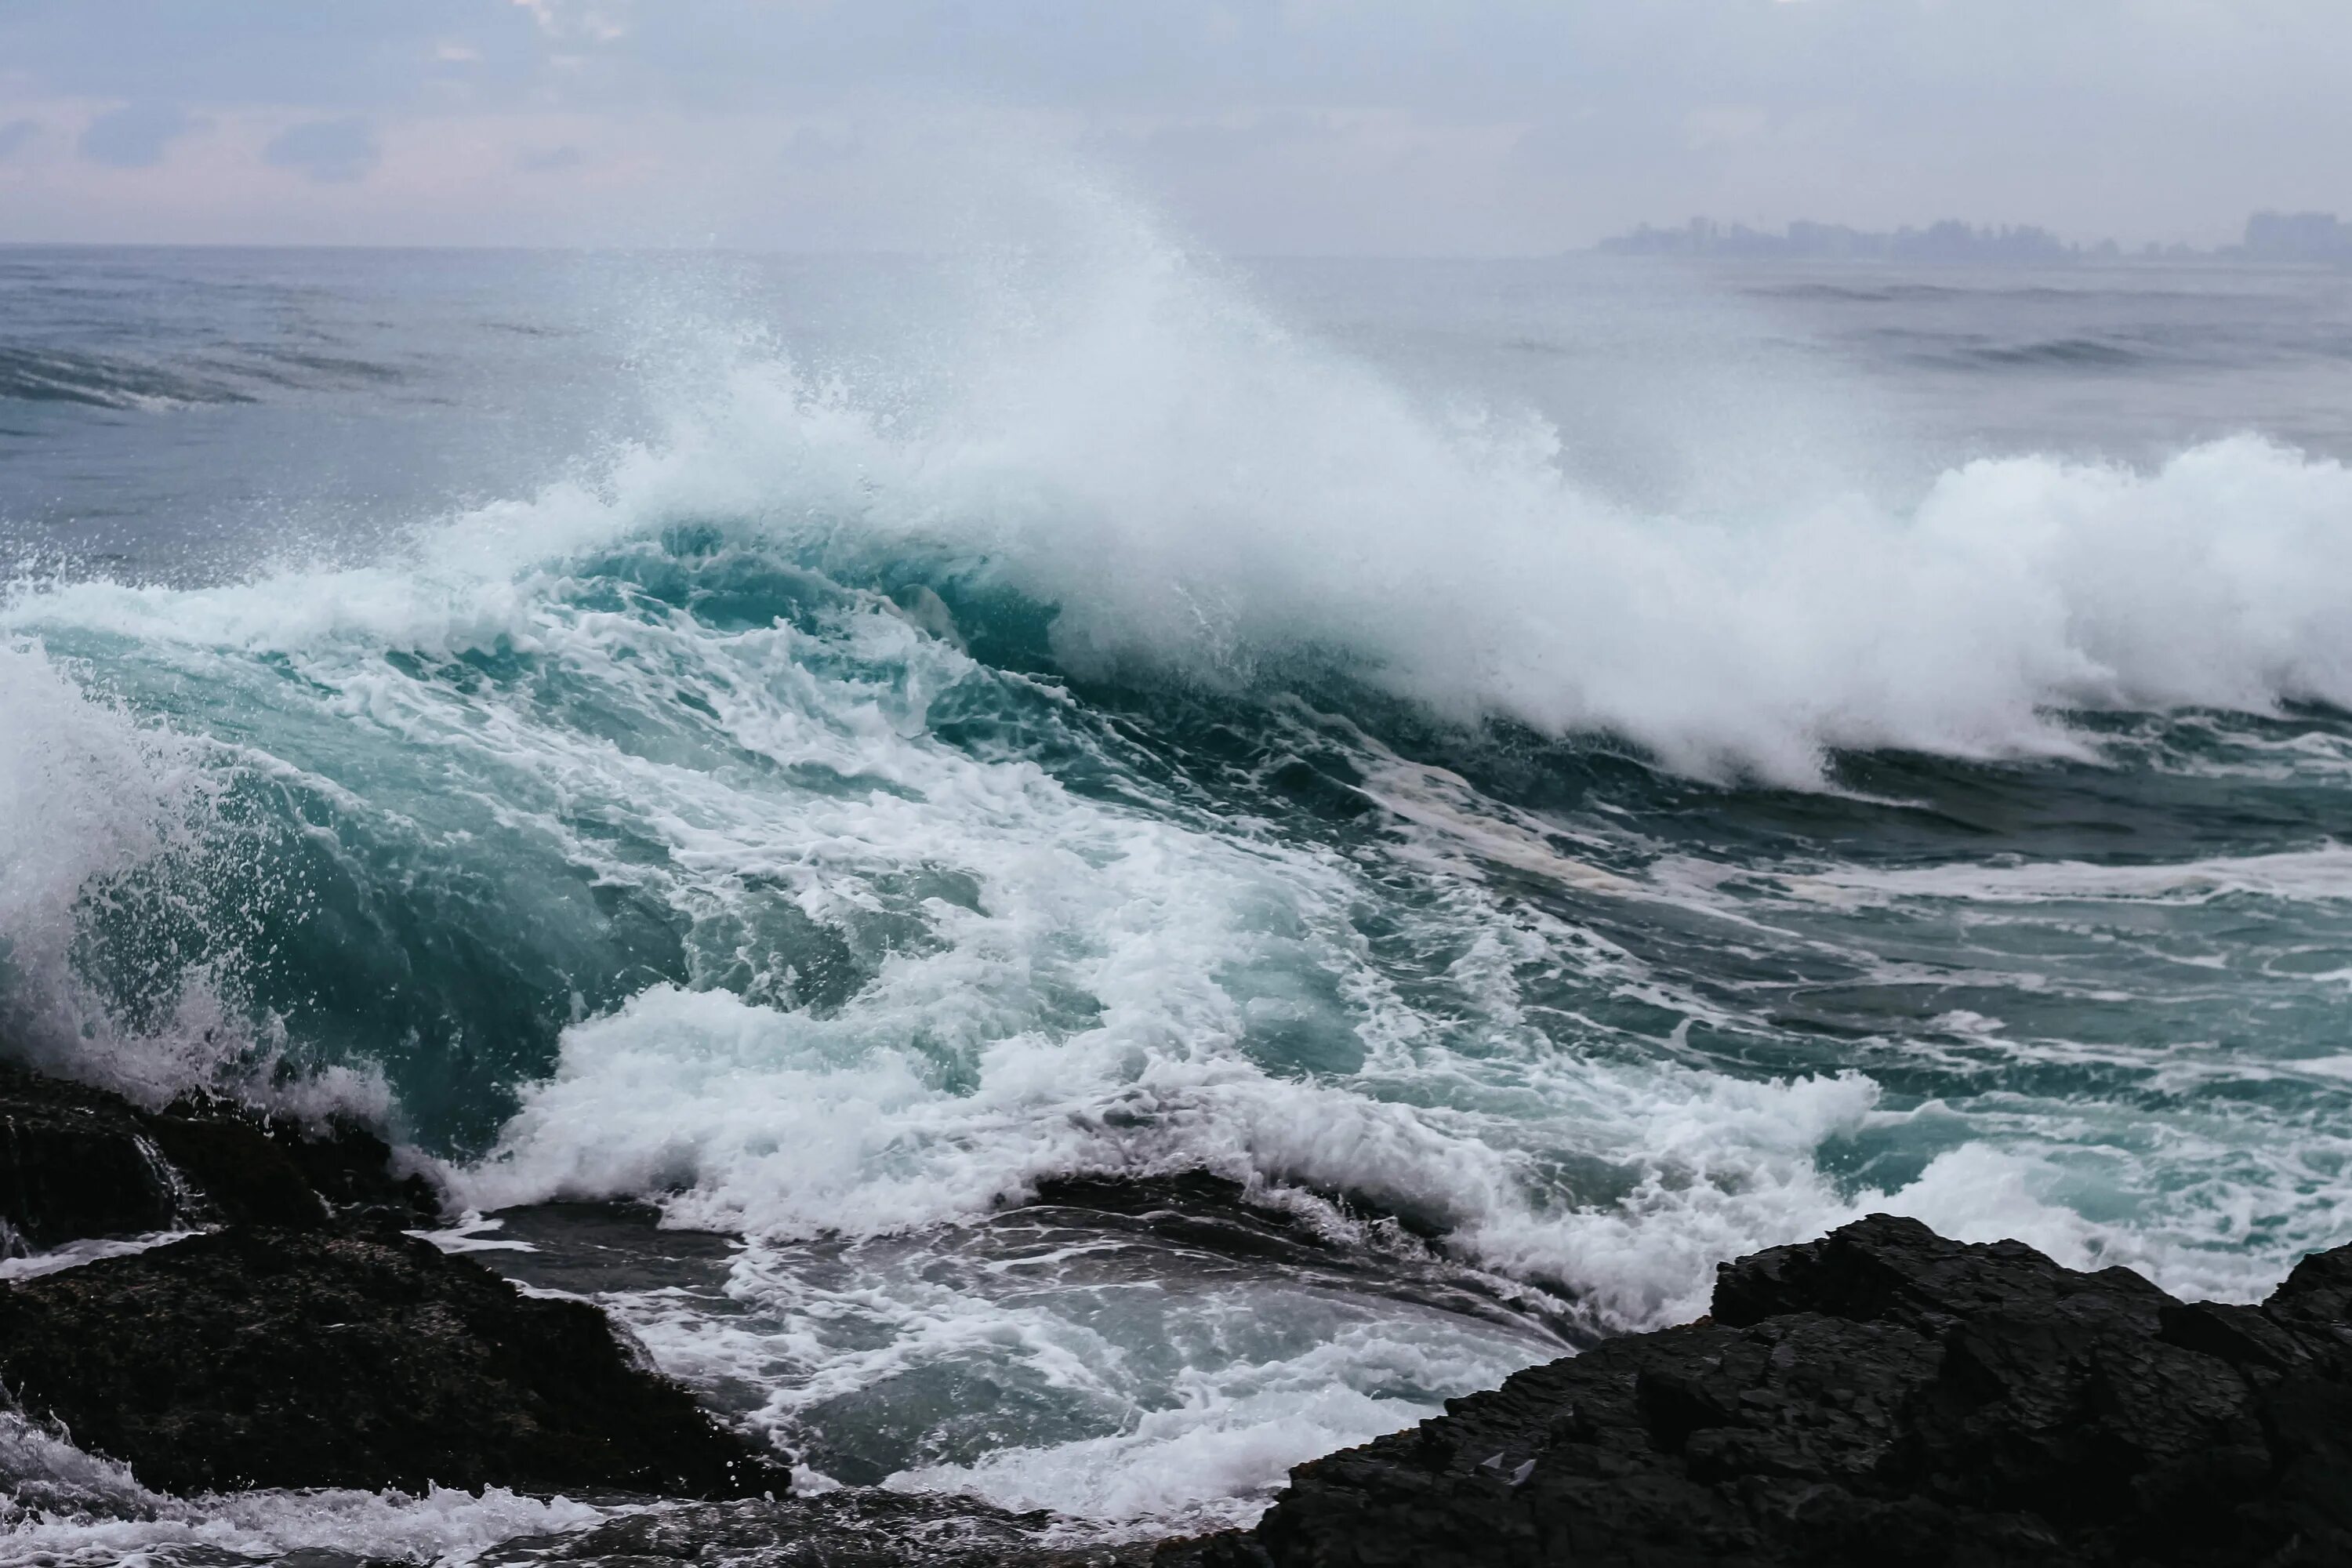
[5,192,2352,1533]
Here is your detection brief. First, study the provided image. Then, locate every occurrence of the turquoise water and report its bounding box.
[5,222,2352,1541]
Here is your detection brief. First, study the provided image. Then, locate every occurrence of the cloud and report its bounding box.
[0,119,39,159]
[517,143,586,172]
[4,0,2351,252]
[1090,111,1331,173]
[512,0,630,44]
[786,124,858,169]
[1684,106,1773,152]
[77,103,194,168]
[263,117,381,183]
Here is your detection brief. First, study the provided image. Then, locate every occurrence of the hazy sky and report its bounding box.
[2,0,2347,254]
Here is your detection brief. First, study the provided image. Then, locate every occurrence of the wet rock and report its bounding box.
[260,1108,442,1225]
[0,1225,789,1499]
[0,1073,183,1250]
[1167,1214,2352,1567]
[153,1091,441,1231]
[0,1058,440,1251]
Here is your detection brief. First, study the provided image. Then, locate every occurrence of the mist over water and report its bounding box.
[5,184,2352,1549]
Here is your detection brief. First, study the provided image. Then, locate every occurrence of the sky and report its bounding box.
[0,0,2348,255]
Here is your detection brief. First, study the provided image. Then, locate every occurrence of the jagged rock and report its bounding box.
[0,1225,789,1498]
[259,1106,441,1224]
[153,1091,442,1231]
[0,1057,774,1503]
[0,1058,440,1251]
[0,1118,175,1251]
[0,1063,188,1249]
[1168,1215,2352,1567]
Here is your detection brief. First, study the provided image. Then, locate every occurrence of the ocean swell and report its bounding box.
[5,224,2352,1529]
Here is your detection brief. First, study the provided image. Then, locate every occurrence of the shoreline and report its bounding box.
[1,1055,2347,1565]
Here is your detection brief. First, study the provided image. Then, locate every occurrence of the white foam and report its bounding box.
[652,187,2352,786]
[0,1410,155,1532]
[0,1231,194,1283]
[1778,844,2352,907]
[20,189,2352,790]
[0,638,398,1120]
[0,1410,610,1565]
[0,639,229,1097]
[0,643,201,986]
[887,1383,1439,1531]
[1353,750,1634,893]
[593,1215,1544,1534]
[0,1472,614,1568]
[411,1215,539,1255]
[463,967,1979,1328]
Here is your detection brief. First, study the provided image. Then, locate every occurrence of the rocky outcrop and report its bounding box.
[0,1055,787,1502]
[16,1044,2351,1564]
[0,1058,437,1249]
[0,1224,789,1498]
[1167,1215,2352,1567]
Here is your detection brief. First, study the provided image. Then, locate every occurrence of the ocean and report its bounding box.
[4,205,2352,1559]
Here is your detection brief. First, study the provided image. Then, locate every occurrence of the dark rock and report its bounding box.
[263,1109,443,1225]
[150,1091,443,1231]
[0,1057,441,1251]
[140,1110,328,1229]
[490,1491,1161,1566]
[0,1225,789,1499]
[1167,1214,2352,1567]
[0,1084,183,1250]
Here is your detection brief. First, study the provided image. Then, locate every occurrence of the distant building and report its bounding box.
[1597,217,2071,264]
[1595,213,2350,267]
[2242,212,2349,263]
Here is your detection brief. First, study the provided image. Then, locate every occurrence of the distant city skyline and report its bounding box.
[1597,211,2352,266]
